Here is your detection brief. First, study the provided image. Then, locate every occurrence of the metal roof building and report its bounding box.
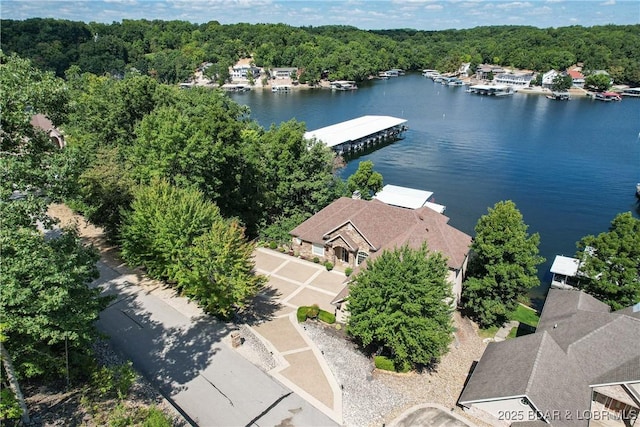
[373,184,446,213]
[303,115,407,154]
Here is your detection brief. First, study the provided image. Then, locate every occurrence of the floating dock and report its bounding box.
[304,115,408,156]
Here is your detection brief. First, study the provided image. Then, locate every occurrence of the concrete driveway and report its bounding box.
[248,248,348,424]
[93,259,338,427]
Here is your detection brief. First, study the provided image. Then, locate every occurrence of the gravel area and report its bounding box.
[302,322,409,427]
[231,324,279,373]
[302,313,492,427]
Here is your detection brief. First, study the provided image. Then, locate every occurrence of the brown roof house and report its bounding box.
[458,289,640,427]
[289,197,472,316]
[30,114,65,148]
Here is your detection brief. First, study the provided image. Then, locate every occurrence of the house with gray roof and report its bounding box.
[458,289,640,426]
[290,197,472,308]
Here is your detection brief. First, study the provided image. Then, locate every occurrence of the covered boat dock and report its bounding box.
[304,115,408,156]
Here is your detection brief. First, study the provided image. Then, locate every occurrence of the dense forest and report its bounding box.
[2,18,640,85]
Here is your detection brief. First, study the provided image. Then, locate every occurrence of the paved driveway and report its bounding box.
[248,248,348,424]
[94,260,337,427]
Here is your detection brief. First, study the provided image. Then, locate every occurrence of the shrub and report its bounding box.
[345,267,353,277]
[313,257,319,263]
[269,241,277,249]
[324,262,333,271]
[91,361,137,399]
[296,306,311,323]
[143,406,173,427]
[307,304,320,319]
[374,355,396,371]
[318,310,336,324]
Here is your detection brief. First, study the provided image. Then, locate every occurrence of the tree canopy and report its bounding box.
[0,53,110,382]
[575,212,640,310]
[120,180,265,318]
[347,244,453,371]
[462,201,544,328]
[2,19,640,85]
[346,160,383,200]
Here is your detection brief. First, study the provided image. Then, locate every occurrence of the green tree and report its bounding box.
[1,53,109,383]
[552,74,573,91]
[575,212,640,310]
[180,219,265,319]
[347,244,453,371]
[120,179,221,283]
[346,160,383,200]
[0,225,108,379]
[462,201,544,328]
[259,120,345,222]
[584,73,612,92]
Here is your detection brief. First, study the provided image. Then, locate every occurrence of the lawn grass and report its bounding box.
[478,325,499,339]
[509,304,540,327]
[507,327,518,339]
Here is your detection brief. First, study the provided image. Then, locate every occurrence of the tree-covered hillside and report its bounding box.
[1,18,639,85]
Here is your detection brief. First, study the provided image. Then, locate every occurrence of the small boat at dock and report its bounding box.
[330,80,358,90]
[636,183,640,198]
[593,91,622,101]
[622,88,640,97]
[272,85,291,92]
[547,91,571,101]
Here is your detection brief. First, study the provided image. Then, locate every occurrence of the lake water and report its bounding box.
[230,74,640,307]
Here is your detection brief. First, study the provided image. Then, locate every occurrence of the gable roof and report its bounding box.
[459,290,640,426]
[459,331,590,427]
[290,197,471,269]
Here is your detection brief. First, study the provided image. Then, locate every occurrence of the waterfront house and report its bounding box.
[458,289,640,427]
[494,72,534,89]
[475,64,506,80]
[230,58,261,81]
[270,67,298,80]
[542,70,561,89]
[290,197,472,307]
[567,69,585,88]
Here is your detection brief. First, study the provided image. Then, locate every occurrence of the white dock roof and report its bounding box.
[304,115,407,148]
[374,184,438,210]
[550,255,580,277]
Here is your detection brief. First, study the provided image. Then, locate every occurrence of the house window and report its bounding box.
[312,243,324,257]
[357,251,369,265]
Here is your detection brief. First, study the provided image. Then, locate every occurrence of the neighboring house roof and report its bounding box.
[567,70,584,79]
[458,331,590,427]
[30,113,65,148]
[290,197,471,270]
[458,289,640,426]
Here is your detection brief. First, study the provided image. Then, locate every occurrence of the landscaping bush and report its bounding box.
[374,355,396,371]
[269,241,277,249]
[296,306,311,323]
[345,267,353,277]
[313,257,319,263]
[324,262,333,271]
[318,310,336,324]
[307,304,319,319]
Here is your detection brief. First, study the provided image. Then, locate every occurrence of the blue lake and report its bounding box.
[230,74,640,306]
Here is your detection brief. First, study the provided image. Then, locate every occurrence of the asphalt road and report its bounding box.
[94,261,337,427]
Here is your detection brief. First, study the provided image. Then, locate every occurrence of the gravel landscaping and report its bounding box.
[301,313,492,427]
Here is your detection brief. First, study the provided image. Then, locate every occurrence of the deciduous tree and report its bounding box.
[576,212,640,310]
[347,244,453,371]
[462,201,544,328]
[346,160,383,200]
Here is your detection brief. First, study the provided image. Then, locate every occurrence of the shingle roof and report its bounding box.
[458,332,590,427]
[290,197,471,269]
[459,290,640,426]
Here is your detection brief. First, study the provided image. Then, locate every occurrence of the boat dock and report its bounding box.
[303,115,408,156]
[467,84,514,96]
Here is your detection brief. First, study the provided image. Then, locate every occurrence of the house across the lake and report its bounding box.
[290,196,472,311]
[458,289,640,427]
